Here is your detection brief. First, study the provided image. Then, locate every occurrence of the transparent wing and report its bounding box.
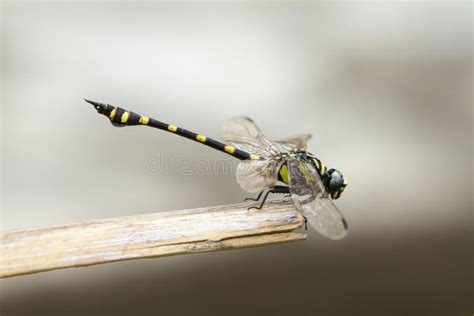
[236,159,279,193]
[287,158,348,240]
[305,197,348,240]
[275,134,312,150]
[227,142,277,159]
[223,117,284,158]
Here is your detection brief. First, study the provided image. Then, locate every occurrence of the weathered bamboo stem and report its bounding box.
[0,199,305,278]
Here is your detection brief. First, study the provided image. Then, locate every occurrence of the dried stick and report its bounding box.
[0,199,305,278]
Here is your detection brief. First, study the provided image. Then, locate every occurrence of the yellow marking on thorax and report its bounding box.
[224,145,235,154]
[320,163,326,175]
[168,125,177,132]
[196,134,206,142]
[250,154,260,160]
[109,108,116,119]
[121,111,130,123]
[139,116,149,125]
[279,164,289,184]
[313,158,320,170]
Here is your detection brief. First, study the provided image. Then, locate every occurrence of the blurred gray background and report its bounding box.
[1,2,472,315]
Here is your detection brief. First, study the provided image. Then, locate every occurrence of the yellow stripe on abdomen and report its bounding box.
[196,134,206,143]
[139,116,149,125]
[121,111,130,123]
[109,108,116,120]
[224,145,235,154]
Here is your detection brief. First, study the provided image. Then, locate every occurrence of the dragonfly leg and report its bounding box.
[244,190,264,202]
[247,189,271,211]
[303,215,308,231]
[247,186,290,211]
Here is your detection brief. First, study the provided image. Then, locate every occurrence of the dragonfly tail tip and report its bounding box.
[84,98,109,115]
[84,98,99,107]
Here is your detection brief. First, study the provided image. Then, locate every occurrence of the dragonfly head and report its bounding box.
[324,168,347,199]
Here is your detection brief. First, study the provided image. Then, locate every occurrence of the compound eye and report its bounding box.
[328,171,343,193]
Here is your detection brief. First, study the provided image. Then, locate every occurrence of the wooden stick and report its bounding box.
[0,199,305,278]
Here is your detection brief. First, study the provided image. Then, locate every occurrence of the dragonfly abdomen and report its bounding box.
[85,99,259,161]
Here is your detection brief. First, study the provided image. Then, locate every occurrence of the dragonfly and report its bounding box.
[85,99,348,239]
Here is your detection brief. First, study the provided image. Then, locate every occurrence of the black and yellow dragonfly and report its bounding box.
[86,99,348,239]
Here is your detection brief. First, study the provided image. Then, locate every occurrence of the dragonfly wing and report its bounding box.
[275,133,312,150]
[304,197,348,240]
[223,117,281,158]
[227,142,278,159]
[236,159,279,193]
[287,158,348,240]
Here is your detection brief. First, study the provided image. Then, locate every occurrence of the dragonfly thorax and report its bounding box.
[278,151,348,200]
